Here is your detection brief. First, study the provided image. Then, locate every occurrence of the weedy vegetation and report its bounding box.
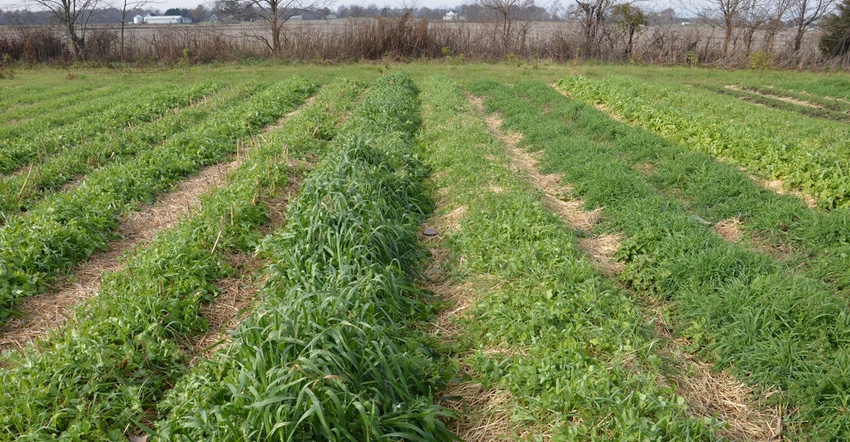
[1,64,849,440]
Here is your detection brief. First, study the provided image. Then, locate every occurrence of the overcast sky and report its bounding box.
[1,0,690,16]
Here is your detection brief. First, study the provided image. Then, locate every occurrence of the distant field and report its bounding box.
[1,63,849,440]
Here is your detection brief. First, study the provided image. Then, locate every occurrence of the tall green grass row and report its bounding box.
[155,72,456,441]
[0,78,366,441]
[421,76,718,439]
[0,77,312,321]
[516,80,850,298]
[473,80,850,439]
[0,82,221,175]
[558,75,850,209]
[0,83,258,218]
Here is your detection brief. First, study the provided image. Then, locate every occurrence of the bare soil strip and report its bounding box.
[185,176,306,364]
[473,96,622,275]
[474,96,779,441]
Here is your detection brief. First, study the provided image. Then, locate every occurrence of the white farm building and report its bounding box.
[144,15,192,24]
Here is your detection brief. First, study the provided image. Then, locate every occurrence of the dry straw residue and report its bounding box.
[714,217,744,243]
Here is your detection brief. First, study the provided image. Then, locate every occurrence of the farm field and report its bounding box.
[0,63,849,440]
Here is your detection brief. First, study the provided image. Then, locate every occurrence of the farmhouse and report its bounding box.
[144,15,192,24]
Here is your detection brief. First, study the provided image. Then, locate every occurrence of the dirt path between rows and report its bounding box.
[473,96,781,442]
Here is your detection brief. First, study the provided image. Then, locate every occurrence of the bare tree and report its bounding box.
[705,0,748,57]
[575,0,612,56]
[244,0,329,54]
[739,0,770,53]
[474,0,522,52]
[612,2,646,57]
[30,0,99,58]
[790,0,836,51]
[764,0,797,51]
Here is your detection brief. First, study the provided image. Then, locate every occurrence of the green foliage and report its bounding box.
[557,75,850,209]
[0,77,328,440]
[0,82,240,217]
[0,77,314,321]
[499,78,850,439]
[157,73,453,441]
[0,82,219,175]
[424,76,719,439]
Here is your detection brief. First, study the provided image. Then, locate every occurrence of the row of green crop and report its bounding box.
[738,85,850,114]
[697,84,850,123]
[0,81,221,175]
[0,82,111,111]
[0,85,135,150]
[421,77,718,439]
[154,72,455,441]
[0,77,311,322]
[480,79,850,439]
[0,85,123,127]
[0,77,371,440]
[0,83,259,219]
[519,81,850,297]
[558,75,850,208]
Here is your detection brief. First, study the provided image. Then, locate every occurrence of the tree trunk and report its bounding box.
[794,25,805,51]
[722,19,733,57]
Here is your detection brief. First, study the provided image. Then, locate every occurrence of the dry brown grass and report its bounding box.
[715,217,744,243]
[739,166,818,209]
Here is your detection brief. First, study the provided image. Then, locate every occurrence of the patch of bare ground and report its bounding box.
[473,94,780,441]
[727,85,824,110]
[421,154,518,439]
[184,175,306,364]
[593,103,626,123]
[715,217,744,243]
[633,162,658,176]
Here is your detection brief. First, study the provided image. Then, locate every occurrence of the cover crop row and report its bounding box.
[0,84,121,127]
[438,78,719,439]
[491,80,850,439]
[0,77,367,440]
[156,72,456,441]
[0,81,222,175]
[0,77,312,321]
[558,75,850,208]
[0,82,260,218]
